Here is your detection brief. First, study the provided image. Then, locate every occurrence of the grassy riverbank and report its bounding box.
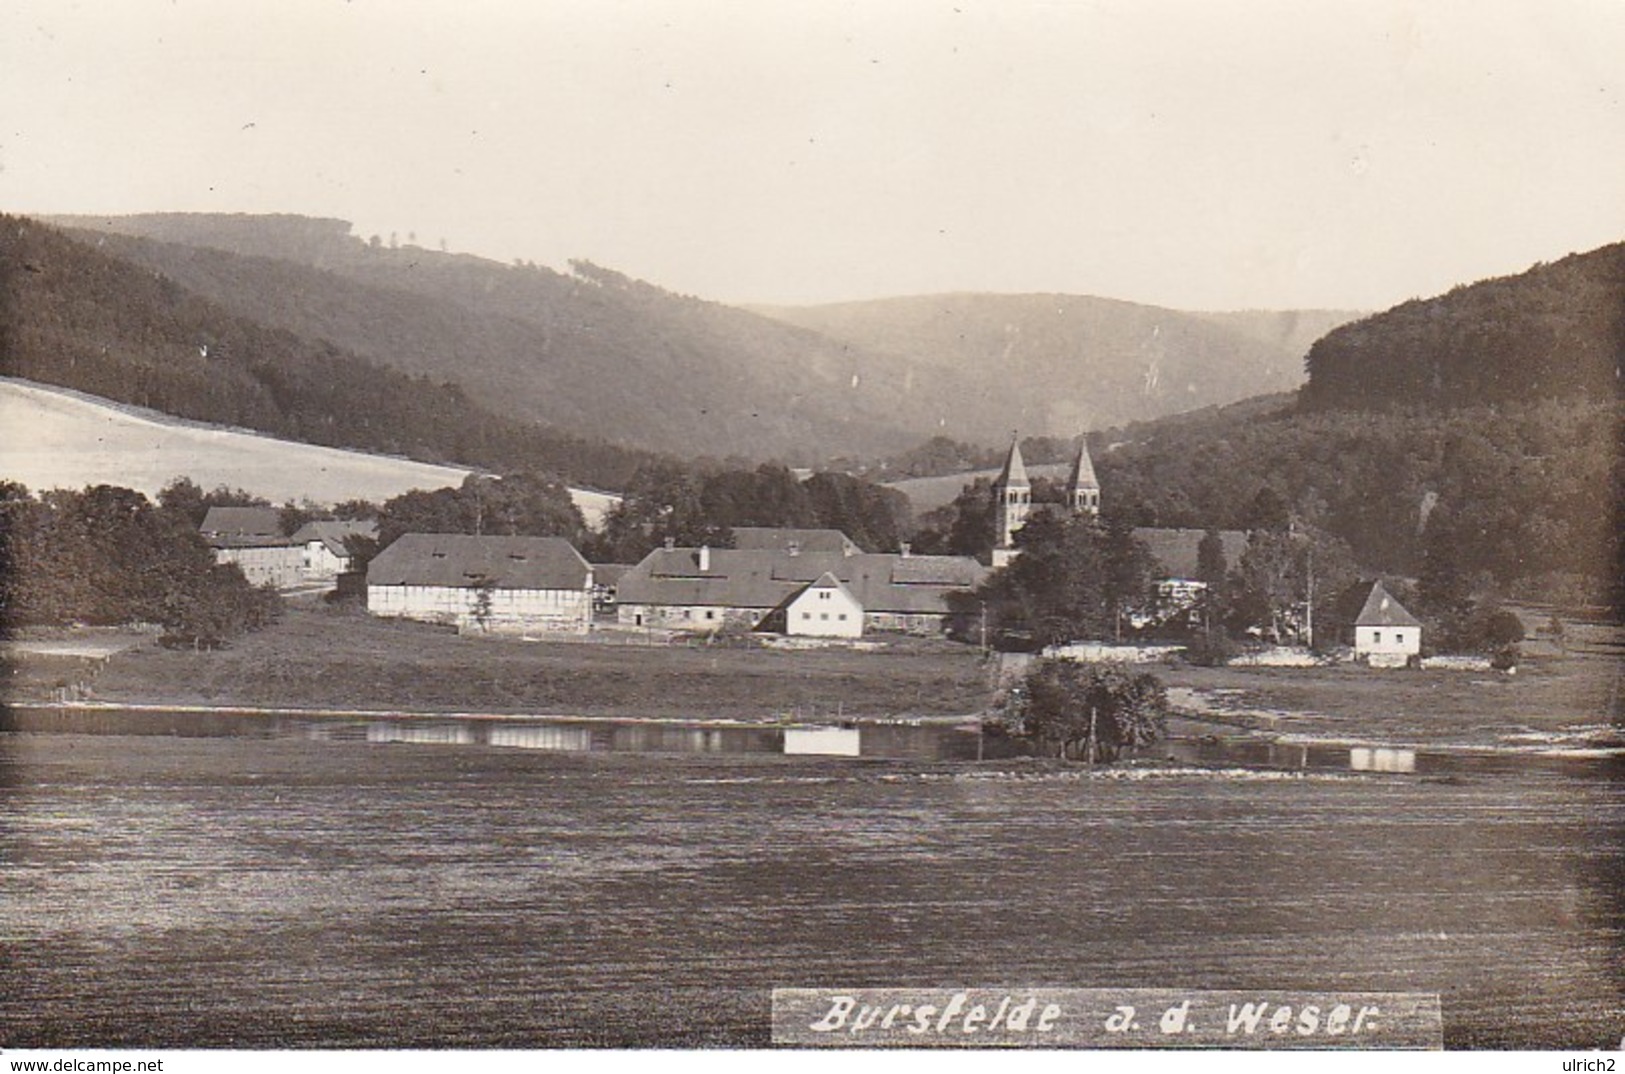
[1156,618,1623,748]
[22,600,995,722]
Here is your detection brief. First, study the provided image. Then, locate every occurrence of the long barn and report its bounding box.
[366,533,593,634]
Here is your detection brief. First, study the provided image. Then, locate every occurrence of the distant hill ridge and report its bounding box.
[751,293,1362,444]
[47,212,1362,455]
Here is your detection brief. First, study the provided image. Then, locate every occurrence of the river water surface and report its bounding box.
[1,714,1620,1049]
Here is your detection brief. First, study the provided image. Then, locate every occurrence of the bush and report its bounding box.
[999,659,1169,762]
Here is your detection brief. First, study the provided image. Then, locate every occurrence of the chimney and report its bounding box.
[663,536,676,551]
[899,542,911,558]
[698,544,711,572]
[787,540,800,557]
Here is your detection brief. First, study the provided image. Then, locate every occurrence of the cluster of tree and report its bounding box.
[1172,526,1360,656]
[1,215,669,489]
[992,659,1169,763]
[0,482,279,647]
[1093,396,1620,605]
[949,512,1155,650]
[331,473,587,570]
[589,463,911,562]
[1301,243,1623,411]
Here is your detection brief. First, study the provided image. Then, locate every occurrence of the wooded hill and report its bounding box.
[46,213,1359,459]
[1301,243,1624,409]
[1091,243,1624,601]
[0,216,663,489]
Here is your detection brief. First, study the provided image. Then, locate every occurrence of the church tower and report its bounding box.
[1066,436,1101,518]
[991,435,1031,568]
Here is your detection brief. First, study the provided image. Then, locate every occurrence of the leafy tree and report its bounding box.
[997,659,1169,762]
[374,472,587,550]
[970,513,1152,648]
[1,482,278,643]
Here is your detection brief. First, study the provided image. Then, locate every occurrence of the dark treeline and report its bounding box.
[591,463,911,563]
[0,482,279,646]
[1301,243,1623,410]
[1093,397,1620,603]
[0,216,666,490]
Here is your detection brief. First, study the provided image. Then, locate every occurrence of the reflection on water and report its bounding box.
[783,727,861,756]
[2,705,1618,778]
[367,723,476,746]
[1350,746,1418,773]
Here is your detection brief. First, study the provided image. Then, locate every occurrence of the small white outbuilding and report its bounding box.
[1353,580,1423,667]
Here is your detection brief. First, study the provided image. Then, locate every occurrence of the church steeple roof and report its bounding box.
[996,436,1030,488]
[1067,437,1099,491]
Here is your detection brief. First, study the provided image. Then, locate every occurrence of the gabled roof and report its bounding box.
[367,533,591,590]
[995,437,1030,488]
[1133,528,1248,581]
[617,547,987,615]
[200,506,283,537]
[200,506,289,548]
[732,527,858,555]
[1355,581,1422,628]
[1067,439,1099,491]
[290,518,379,557]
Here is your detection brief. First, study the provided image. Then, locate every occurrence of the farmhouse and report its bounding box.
[199,505,303,588]
[366,532,593,634]
[1352,580,1423,667]
[615,533,986,636]
[289,518,378,579]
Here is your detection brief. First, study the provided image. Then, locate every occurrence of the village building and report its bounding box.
[589,562,630,614]
[289,518,378,580]
[989,438,1258,627]
[1132,527,1249,621]
[1352,580,1423,667]
[774,571,864,639]
[615,531,986,636]
[198,505,304,588]
[991,437,1098,567]
[366,532,593,634]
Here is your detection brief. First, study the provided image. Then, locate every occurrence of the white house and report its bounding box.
[199,506,303,588]
[781,572,864,638]
[1353,580,1423,667]
[290,519,378,580]
[613,532,986,637]
[366,532,593,634]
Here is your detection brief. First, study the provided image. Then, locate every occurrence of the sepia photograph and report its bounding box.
[0,0,1620,1062]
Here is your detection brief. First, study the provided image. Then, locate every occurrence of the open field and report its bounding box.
[1,732,1618,1048]
[1158,621,1623,749]
[28,602,995,721]
[884,462,1071,513]
[0,377,620,525]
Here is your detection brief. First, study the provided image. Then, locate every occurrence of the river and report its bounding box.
[1,715,1620,1048]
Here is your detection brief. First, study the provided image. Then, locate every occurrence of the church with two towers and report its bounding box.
[991,435,1101,567]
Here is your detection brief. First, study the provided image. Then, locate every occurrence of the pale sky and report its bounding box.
[3,0,1622,311]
